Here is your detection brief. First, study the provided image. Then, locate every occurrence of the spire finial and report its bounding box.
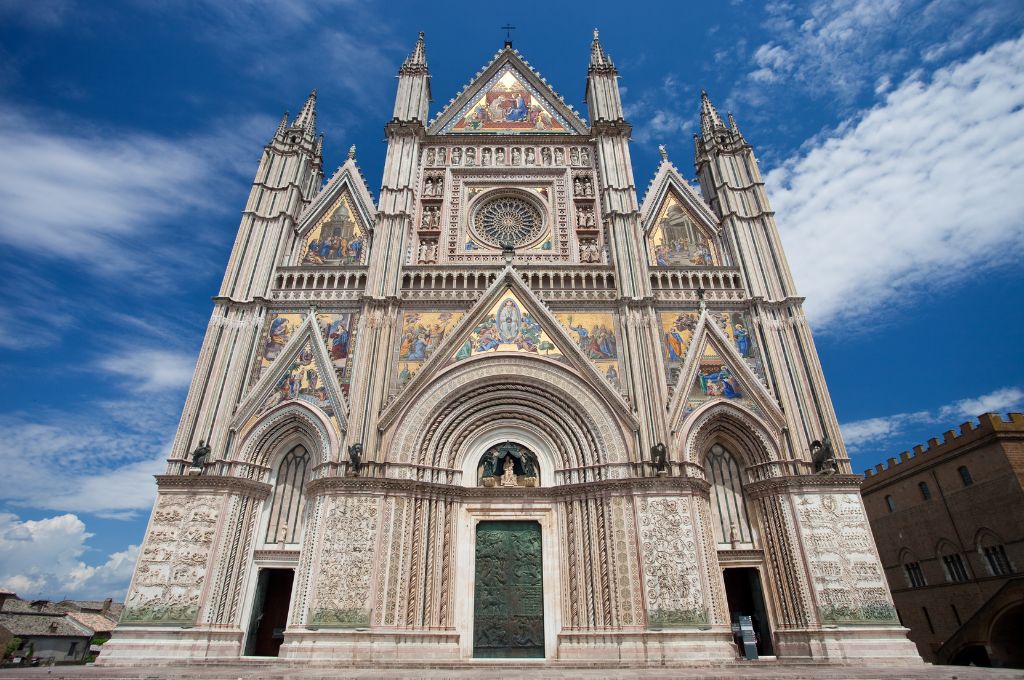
[401,31,429,72]
[589,27,613,70]
[658,144,669,162]
[700,89,725,137]
[347,144,357,160]
[275,111,289,137]
[293,90,318,133]
[501,24,516,48]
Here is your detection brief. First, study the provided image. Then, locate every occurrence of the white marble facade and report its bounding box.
[101,32,921,665]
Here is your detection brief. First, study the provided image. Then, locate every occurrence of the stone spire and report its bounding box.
[658,144,669,162]
[400,31,429,75]
[392,32,431,122]
[293,89,318,135]
[585,29,623,122]
[348,144,357,160]
[727,111,745,140]
[700,89,726,137]
[274,111,289,138]
[589,28,614,71]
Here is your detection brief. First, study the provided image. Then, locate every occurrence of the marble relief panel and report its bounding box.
[794,493,898,625]
[636,496,707,627]
[308,495,380,626]
[121,494,220,625]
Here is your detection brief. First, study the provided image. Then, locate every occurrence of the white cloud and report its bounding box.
[841,386,1024,452]
[0,105,272,278]
[736,0,1021,107]
[0,390,180,517]
[939,387,1024,421]
[766,35,1024,327]
[0,512,137,600]
[97,348,196,393]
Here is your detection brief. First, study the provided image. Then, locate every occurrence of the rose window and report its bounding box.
[472,194,544,248]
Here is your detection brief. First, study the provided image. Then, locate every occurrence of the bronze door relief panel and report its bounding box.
[473,520,545,658]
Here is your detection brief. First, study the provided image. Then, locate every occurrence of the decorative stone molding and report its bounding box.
[745,473,862,500]
[637,496,707,627]
[155,475,271,499]
[306,474,709,499]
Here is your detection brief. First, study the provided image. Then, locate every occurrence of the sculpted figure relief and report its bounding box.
[348,442,363,476]
[190,440,210,470]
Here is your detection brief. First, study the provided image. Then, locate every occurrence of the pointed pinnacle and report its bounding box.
[727,111,745,139]
[589,27,613,70]
[294,89,317,133]
[700,89,725,136]
[275,111,289,137]
[659,144,669,162]
[401,31,428,73]
[348,144,357,160]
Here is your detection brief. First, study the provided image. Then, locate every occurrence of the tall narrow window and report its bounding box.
[885,495,896,512]
[983,544,1013,576]
[918,481,931,500]
[265,445,311,544]
[958,465,973,486]
[706,444,753,545]
[905,561,927,588]
[942,552,969,582]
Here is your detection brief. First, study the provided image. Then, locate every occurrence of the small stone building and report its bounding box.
[861,412,1024,667]
[0,599,93,664]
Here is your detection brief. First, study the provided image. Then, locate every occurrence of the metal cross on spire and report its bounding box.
[501,24,516,47]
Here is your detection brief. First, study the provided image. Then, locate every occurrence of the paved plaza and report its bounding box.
[1,663,1022,680]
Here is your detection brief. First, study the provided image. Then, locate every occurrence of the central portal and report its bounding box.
[473,520,544,658]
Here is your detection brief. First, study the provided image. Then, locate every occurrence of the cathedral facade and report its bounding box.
[103,32,920,664]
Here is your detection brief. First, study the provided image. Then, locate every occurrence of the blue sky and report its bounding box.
[1,0,1022,600]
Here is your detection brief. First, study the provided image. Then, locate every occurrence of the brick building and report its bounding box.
[861,412,1024,667]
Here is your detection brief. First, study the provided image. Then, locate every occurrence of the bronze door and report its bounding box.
[473,520,544,658]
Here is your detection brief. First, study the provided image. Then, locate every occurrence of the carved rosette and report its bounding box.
[121,494,221,625]
[637,496,707,627]
[794,493,899,625]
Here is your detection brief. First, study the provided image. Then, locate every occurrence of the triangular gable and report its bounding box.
[640,159,719,237]
[379,267,635,431]
[248,309,359,398]
[430,49,588,136]
[235,312,349,435]
[293,157,376,266]
[641,162,721,268]
[666,310,782,433]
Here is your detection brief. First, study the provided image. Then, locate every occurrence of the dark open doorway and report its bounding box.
[723,567,774,657]
[245,568,294,657]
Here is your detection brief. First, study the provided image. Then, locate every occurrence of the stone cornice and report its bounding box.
[384,119,426,138]
[155,474,272,499]
[744,473,862,500]
[306,474,710,499]
[590,119,632,137]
